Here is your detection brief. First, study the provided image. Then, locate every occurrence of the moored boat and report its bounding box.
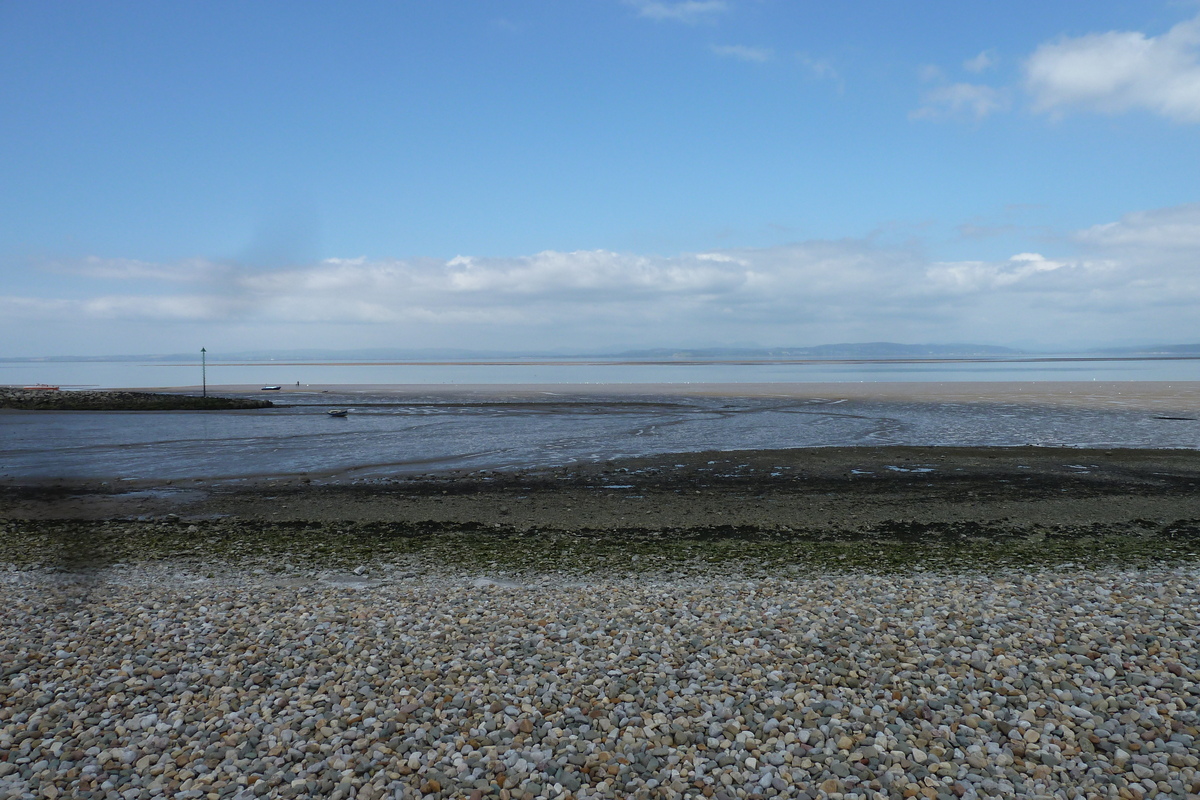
[327,409,348,417]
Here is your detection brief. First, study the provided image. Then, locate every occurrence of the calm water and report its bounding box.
[3,380,1199,482]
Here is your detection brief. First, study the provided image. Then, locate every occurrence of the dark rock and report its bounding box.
[0,387,272,411]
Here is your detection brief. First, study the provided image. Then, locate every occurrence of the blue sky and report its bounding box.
[2,1,1200,355]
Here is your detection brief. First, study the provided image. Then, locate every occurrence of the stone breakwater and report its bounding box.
[0,388,272,411]
[2,567,1199,800]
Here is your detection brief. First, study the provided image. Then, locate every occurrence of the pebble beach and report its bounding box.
[3,564,1199,800]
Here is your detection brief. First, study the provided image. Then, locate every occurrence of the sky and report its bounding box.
[2,0,1200,356]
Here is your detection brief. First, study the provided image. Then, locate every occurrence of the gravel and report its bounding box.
[2,564,1199,800]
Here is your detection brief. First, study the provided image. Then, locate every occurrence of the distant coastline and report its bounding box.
[138,354,1200,368]
[5,354,1200,395]
[4,339,1200,364]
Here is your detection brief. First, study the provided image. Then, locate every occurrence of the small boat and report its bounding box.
[327,409,348,417]
[261,386,281,391]
[23,384,60,391]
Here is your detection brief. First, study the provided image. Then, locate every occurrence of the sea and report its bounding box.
[2,356,1199,482]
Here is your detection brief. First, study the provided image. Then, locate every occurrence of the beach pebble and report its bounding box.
[2,564,1199,798]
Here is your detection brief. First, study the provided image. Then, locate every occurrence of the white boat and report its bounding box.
[261,386,281,391]
[327,409,348,417]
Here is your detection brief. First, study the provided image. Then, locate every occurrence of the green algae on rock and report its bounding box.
[0,388,272,411]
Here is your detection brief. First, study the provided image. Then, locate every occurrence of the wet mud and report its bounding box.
[3,446,1199,574]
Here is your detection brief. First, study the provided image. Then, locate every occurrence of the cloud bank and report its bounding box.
[6,204,1200,353]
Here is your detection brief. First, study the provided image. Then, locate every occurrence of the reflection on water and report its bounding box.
[2,388,1198,481]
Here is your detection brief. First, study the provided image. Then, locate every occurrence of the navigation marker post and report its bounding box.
[201,347,207,397]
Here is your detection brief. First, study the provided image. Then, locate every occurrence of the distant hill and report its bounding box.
[613,343,1023,359]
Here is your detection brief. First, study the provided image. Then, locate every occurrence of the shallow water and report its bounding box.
[3,386,1198,482]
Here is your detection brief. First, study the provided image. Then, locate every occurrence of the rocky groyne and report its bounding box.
[0,388,273,411]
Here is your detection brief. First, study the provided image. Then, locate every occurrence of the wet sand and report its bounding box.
[146,380,1200,413]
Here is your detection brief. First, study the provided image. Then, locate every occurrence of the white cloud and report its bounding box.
[796,54,840,86]
[910,83,1010,121]
[914,14,1200,124]
[1025,14,1200,122]
[918,64,945,83]
[9,203,1200,350]
[711,44,772,63]
[624,0,727,24]
[1074,202,1200,251]
[696,252,749,266]
[925,252,1092,292]
[963,50,998,73]
[6,244,916,330]
[80,295,248,321]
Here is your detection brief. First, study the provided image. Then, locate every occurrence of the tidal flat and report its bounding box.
[4,445,1199,575]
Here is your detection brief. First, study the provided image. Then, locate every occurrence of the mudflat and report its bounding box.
[4,445,1199,574]
[7,445,1198,528]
